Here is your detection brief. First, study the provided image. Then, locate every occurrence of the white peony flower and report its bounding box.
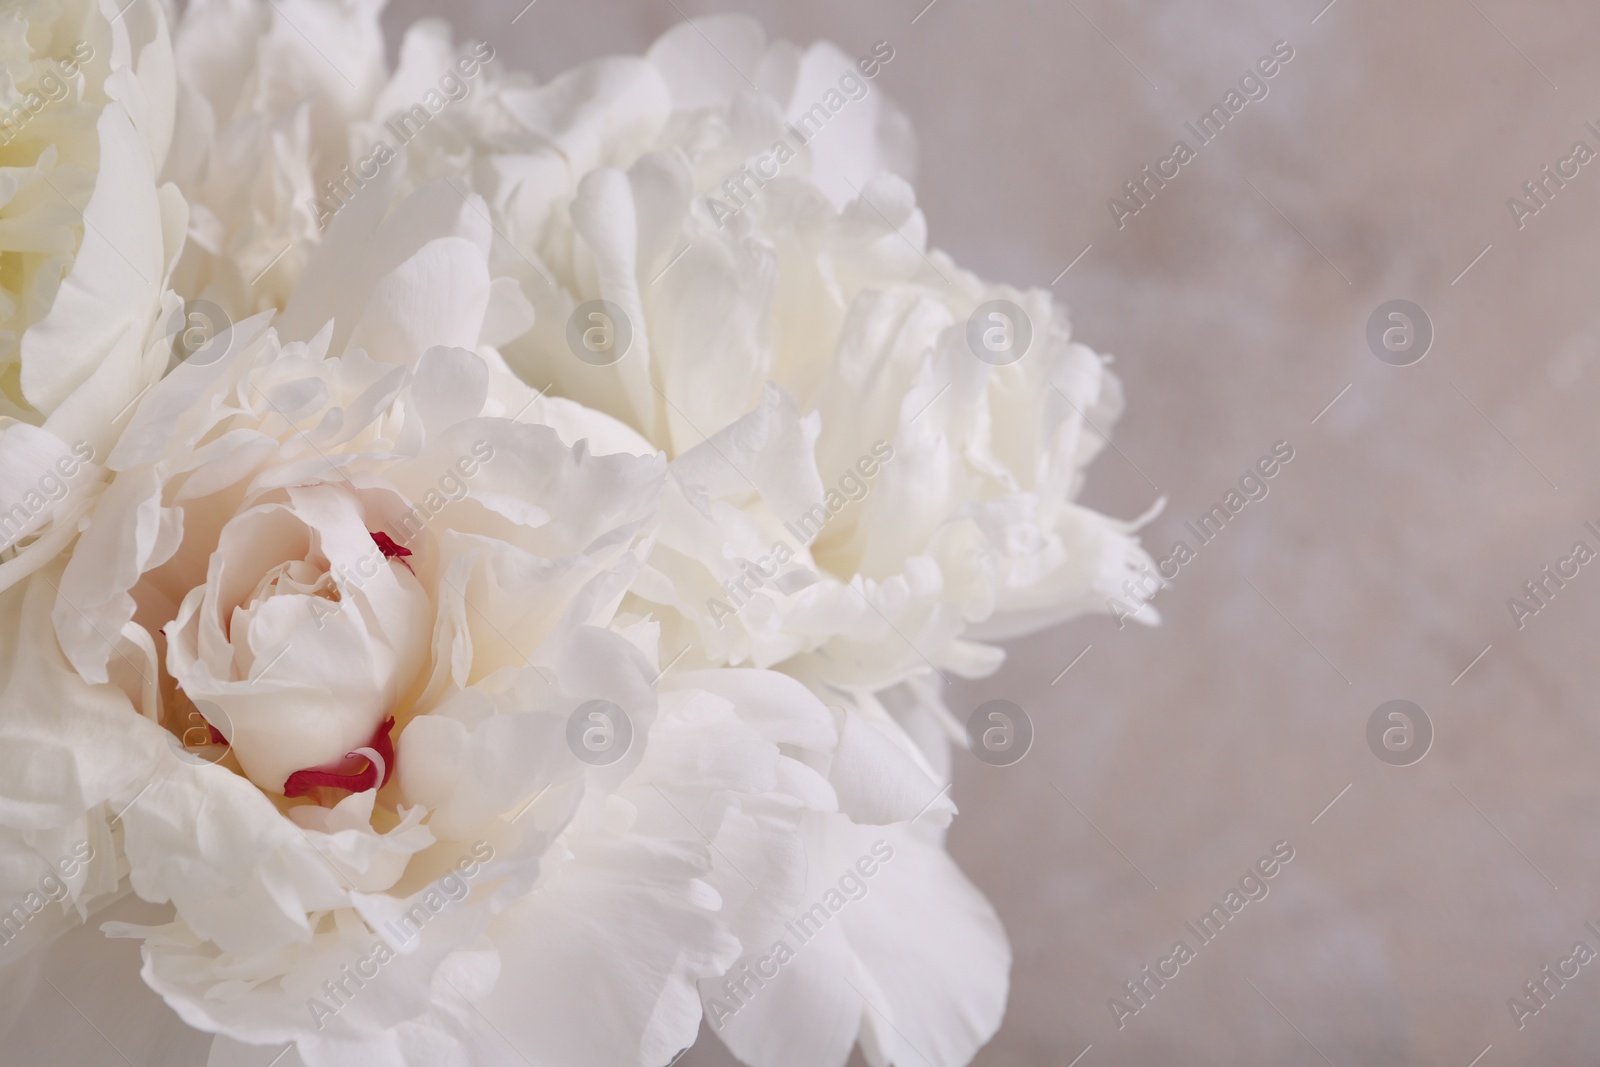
[695,670,1010,1067]
[163,0,390,314]
[165,0,512,327]
[0,9,1161,1067]
[6,177,840,1067]
[380,17,1157,1066]
[463,22,1154,688]
[0,0,186,586]
[0,0,188,958]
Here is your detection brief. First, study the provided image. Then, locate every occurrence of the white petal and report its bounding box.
[20,103,163,415]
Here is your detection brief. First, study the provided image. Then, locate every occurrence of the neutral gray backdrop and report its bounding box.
[17,1,1600,1065]
[375,1,1600,1064]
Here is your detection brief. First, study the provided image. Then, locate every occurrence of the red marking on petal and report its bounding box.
[206,722,228,746]
[283,717,396,800]
[370,531,415,573]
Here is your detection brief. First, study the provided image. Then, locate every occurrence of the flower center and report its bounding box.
[250,558,338,604]
[370,530,414,573]
[283,717,397,800]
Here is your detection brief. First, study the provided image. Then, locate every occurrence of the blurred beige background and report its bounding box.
[21,0,1600,1064]
[378,0,1600,1064]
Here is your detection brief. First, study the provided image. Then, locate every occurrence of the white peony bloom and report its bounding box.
[165,0,514,328]
[0,0,186,588]
[380,17,1157,1066]
[163,0,390,314]
[0,0,188,961]
[483,23,1154,687]
[696,671,1010,1067]
[0,178,841,1067]
[0,8,1161,1066]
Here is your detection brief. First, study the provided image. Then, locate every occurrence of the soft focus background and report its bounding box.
[24,1,1600,1064]
[402,1,1600,1064]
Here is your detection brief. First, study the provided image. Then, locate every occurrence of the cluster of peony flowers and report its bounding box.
[0,3,1155,1066]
